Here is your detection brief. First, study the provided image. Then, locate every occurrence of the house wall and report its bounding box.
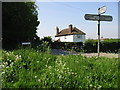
[55,35,74,42]
[55,34,86,42]
[73,35,86,43]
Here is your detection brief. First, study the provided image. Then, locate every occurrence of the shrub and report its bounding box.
[52,42,83,52]
[84,39,120,53]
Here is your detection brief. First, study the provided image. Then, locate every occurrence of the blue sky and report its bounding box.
[36,2,118,39]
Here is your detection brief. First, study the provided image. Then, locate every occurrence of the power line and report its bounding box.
[55,2,87,13]
[50,0,87,13]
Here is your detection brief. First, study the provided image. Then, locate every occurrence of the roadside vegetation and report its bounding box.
[1,47,118,88]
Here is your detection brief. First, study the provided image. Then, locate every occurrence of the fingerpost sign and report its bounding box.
[84,6,113,56]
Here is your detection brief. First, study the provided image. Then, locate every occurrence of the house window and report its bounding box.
[77,35,81,38]
[64,36,66,39]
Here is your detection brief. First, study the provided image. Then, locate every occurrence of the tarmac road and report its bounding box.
[50,49,118,58]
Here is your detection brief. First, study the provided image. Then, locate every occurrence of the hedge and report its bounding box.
[84,39,120,53]
[51,39,120,53]
[51,42,83,52]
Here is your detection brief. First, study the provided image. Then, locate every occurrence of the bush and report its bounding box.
[84,39,120,53]
[31,36,52,52]
[52,42,83,52]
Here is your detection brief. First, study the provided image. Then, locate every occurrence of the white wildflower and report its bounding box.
[97,85,102,89]
[0,65,4,68]
[37,61,39,63]
[45,65,47,67]
[71,72,74,75]
[38,79,40,82]
[16,55,19,60]
[48,66,52,69]
[9,60,11,62]
[10,62,14,67]
[6,66,9,68]
[89,84,92,87]
[35,76,37,78]
[2,72,5,74]
[5,62,8,65]
[19,55,21,58]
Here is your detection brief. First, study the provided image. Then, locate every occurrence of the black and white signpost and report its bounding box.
[84,6,113,56]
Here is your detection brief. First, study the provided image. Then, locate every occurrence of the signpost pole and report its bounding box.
[98,13,100,57]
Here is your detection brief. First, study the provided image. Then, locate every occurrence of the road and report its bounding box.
[50,49,78,55]
[50,49,118,58]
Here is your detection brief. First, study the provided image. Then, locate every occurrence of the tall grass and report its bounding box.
[1,48,118,88]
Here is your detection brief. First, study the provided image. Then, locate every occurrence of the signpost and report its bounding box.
[99,15,113,21]
[85,14,99,21]
[84,6,113,56]
[85,14,113,21]
[98,6,107,14]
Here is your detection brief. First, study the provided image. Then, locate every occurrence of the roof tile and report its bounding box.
[55,27,86,37]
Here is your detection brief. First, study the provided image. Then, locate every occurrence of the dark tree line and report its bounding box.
[2,2,40,50]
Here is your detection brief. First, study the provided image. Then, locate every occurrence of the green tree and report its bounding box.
[2,2,40,50]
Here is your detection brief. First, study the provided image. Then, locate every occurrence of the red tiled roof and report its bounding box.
[55,27,86,37]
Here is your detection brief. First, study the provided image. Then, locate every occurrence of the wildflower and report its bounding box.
[4,62,8,65]
[10,62,14,67]
[89,84,92,87]
[37,61,39,63]
[16,55,19,59]
[97,85,102,89]
[6,66,9,68]
[35,76,37,78]
[59,75,61,79]
[2,72,5,74]
[38,79,40,82]
[45,65,47,67]
[71,72,74,75]
[0,65,4,68]
[48,58,50,60]
[48,66,52,69]
[19,55,21,58]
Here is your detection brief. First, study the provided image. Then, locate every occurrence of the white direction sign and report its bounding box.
[85,14,99,21]
[98,6,107,14]
[100,15,113,21]
[84,14,113,21]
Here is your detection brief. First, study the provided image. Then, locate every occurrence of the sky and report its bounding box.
[35,1,118,40]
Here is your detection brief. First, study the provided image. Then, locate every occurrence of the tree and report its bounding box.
[2,2,40,50]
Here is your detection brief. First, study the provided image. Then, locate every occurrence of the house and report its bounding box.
[55,24,86,43]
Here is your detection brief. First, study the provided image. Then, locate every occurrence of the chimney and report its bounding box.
[56,26,59,36]
[69,24,72,33]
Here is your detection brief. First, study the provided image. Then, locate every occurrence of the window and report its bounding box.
[64,36,66,39]
[77,35,81,38]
